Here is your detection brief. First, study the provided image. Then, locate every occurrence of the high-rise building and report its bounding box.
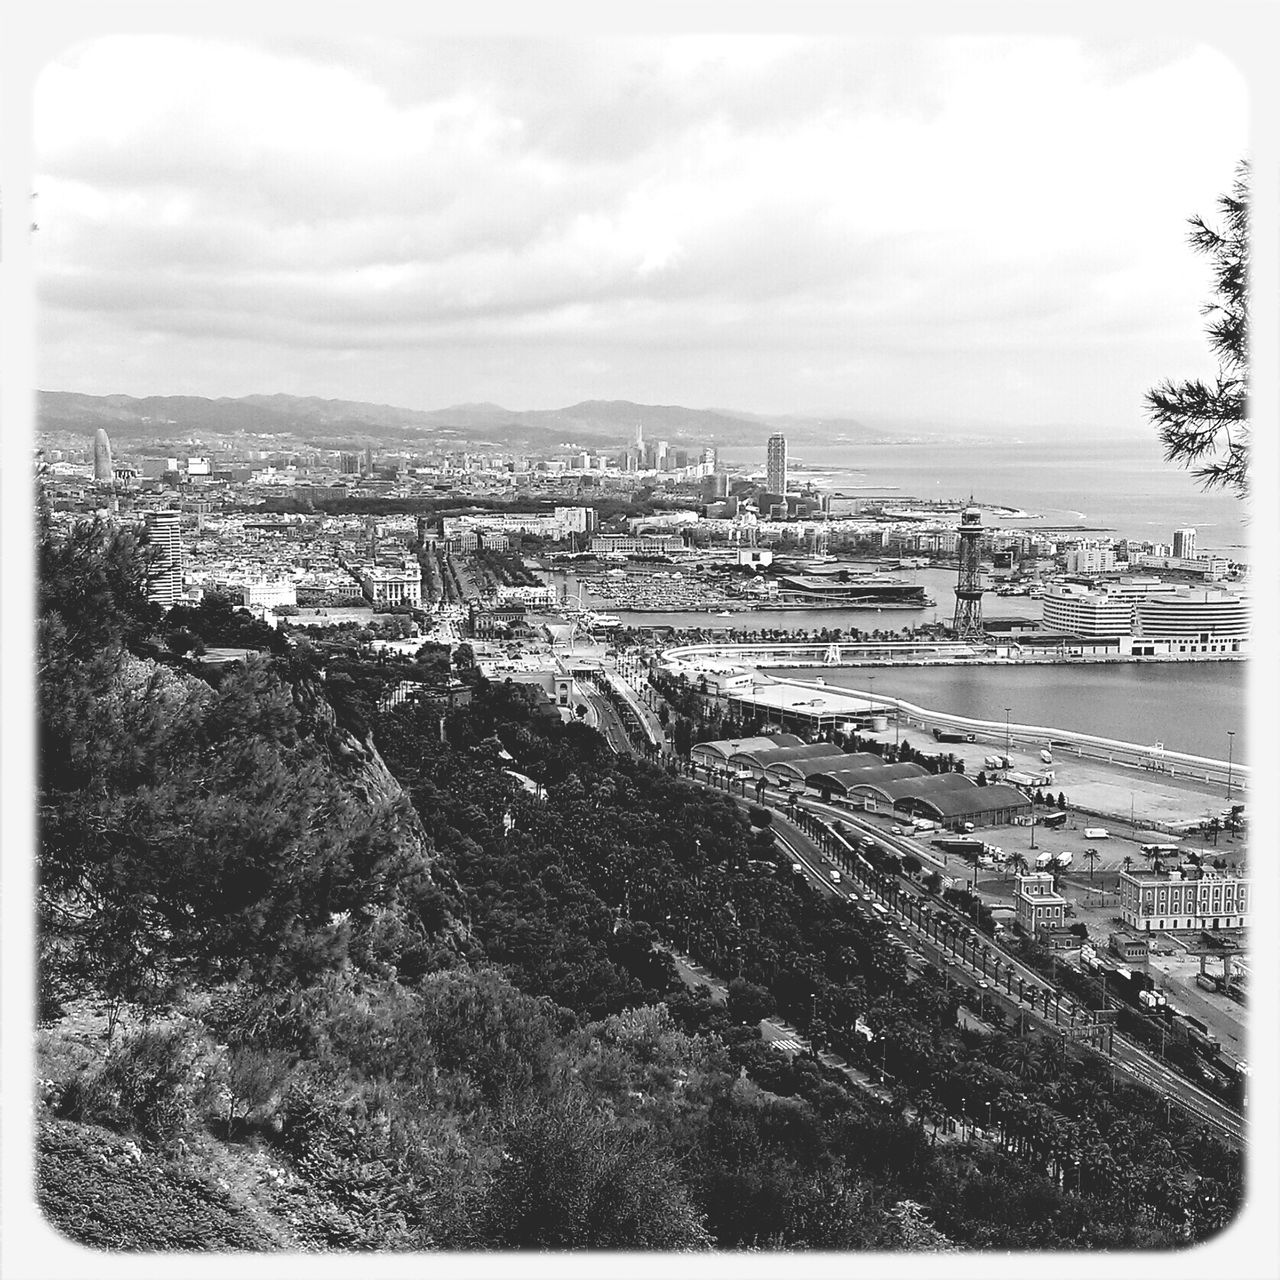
[766,433,787,494]
[144,510,183,607]
[1172,527,1197,560]
[93,429,114,483]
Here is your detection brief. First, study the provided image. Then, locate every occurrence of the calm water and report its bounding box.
[719,436,1250,556]
[549,436,1251,760]
[771,662,1246,763]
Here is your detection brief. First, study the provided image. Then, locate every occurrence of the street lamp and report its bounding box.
[1226,731,1235,800]
[1004,707,1011,758]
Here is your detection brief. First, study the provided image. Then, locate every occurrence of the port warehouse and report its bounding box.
[691,736,1032,830]
[670,665,1245,790]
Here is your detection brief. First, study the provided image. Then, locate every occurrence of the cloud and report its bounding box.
[33,34,1247,421]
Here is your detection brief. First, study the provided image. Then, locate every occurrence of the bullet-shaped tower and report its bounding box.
[952,505,986,639]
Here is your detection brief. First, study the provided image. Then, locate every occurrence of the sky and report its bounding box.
[32,33,1248,430]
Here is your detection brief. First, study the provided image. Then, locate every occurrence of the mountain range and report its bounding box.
[37,391,897,453]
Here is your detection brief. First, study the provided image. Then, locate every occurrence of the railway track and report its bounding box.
[767,798,1248,1149]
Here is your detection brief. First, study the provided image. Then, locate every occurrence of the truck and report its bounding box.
[984,754,1012,770]
[1138,988,1167,1011]
[1034,851,1055,869]
[910,819,937,834]
[1054,851,1074,870]
[1083,827,1110,840]
[1039,748,1054,764]
[1005,768,1056,788]
[934,728,976,743]
[932,836,985,857]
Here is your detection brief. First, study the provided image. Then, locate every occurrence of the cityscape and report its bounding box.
[16,28,1270,1274]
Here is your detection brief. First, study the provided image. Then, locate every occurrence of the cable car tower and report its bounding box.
[952,503,986,640]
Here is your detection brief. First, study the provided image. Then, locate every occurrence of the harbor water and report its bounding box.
[771,662,1246,764]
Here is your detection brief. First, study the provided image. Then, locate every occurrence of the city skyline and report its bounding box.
[32,34,1246,432]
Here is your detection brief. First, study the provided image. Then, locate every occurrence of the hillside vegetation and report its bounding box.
[34,509,1242,1252]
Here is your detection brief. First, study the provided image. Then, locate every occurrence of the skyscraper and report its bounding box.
[93,428,114,483]
[144,510,183,607]
[1172,527,1197,560]
[766,433,787,495]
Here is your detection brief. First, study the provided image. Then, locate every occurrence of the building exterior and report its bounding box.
[93,428,114,483]
[494,583,556,607]
[144,510,184,606]
[244,579,298,609]
[358,567,422,607]
[1064,541,1116,574]
[1172,527,1197,560]
[590,533,685,557]
[1041,587,1134,638]
[1131,589,1248,655]
[766,433,788,495]
[1014,872,1068,936]
[554,506,598,534]
[1118,868,1250,932]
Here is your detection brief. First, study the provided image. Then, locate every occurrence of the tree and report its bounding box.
[1146,161,1250,496]
[726,977,775,1026]
[1084,848,1101,882]
[747,805,772,830]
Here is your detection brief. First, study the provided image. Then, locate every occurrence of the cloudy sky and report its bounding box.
[33,34,1247,429]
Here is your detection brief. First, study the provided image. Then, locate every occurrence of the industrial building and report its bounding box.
[726,741,845,780]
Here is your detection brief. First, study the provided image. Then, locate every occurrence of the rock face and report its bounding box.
[287,671,473,971]
[102,653,470,980]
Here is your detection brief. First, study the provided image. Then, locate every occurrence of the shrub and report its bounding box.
[56,1024,217,1147]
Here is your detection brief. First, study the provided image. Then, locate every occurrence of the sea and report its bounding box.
[552,435,1253,764]
[719,434,1250,555]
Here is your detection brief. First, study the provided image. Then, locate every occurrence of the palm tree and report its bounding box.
[1001,1034,1044,1082]
[1009,852,1030,878]
[1122,854,1133,875]
[1083,848,1101,881]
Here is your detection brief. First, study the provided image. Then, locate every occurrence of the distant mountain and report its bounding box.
[37,391,896,451]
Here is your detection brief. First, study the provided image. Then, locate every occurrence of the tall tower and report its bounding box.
[93,428,114,483]
[766,433,787,495]
[1172,527,1196,560]
[952,505,986,640]
[144,510,183,607]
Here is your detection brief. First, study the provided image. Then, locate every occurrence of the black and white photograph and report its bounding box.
[6,14,1276,1275]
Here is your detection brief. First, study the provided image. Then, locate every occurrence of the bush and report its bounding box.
[56,1024,219,1147]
